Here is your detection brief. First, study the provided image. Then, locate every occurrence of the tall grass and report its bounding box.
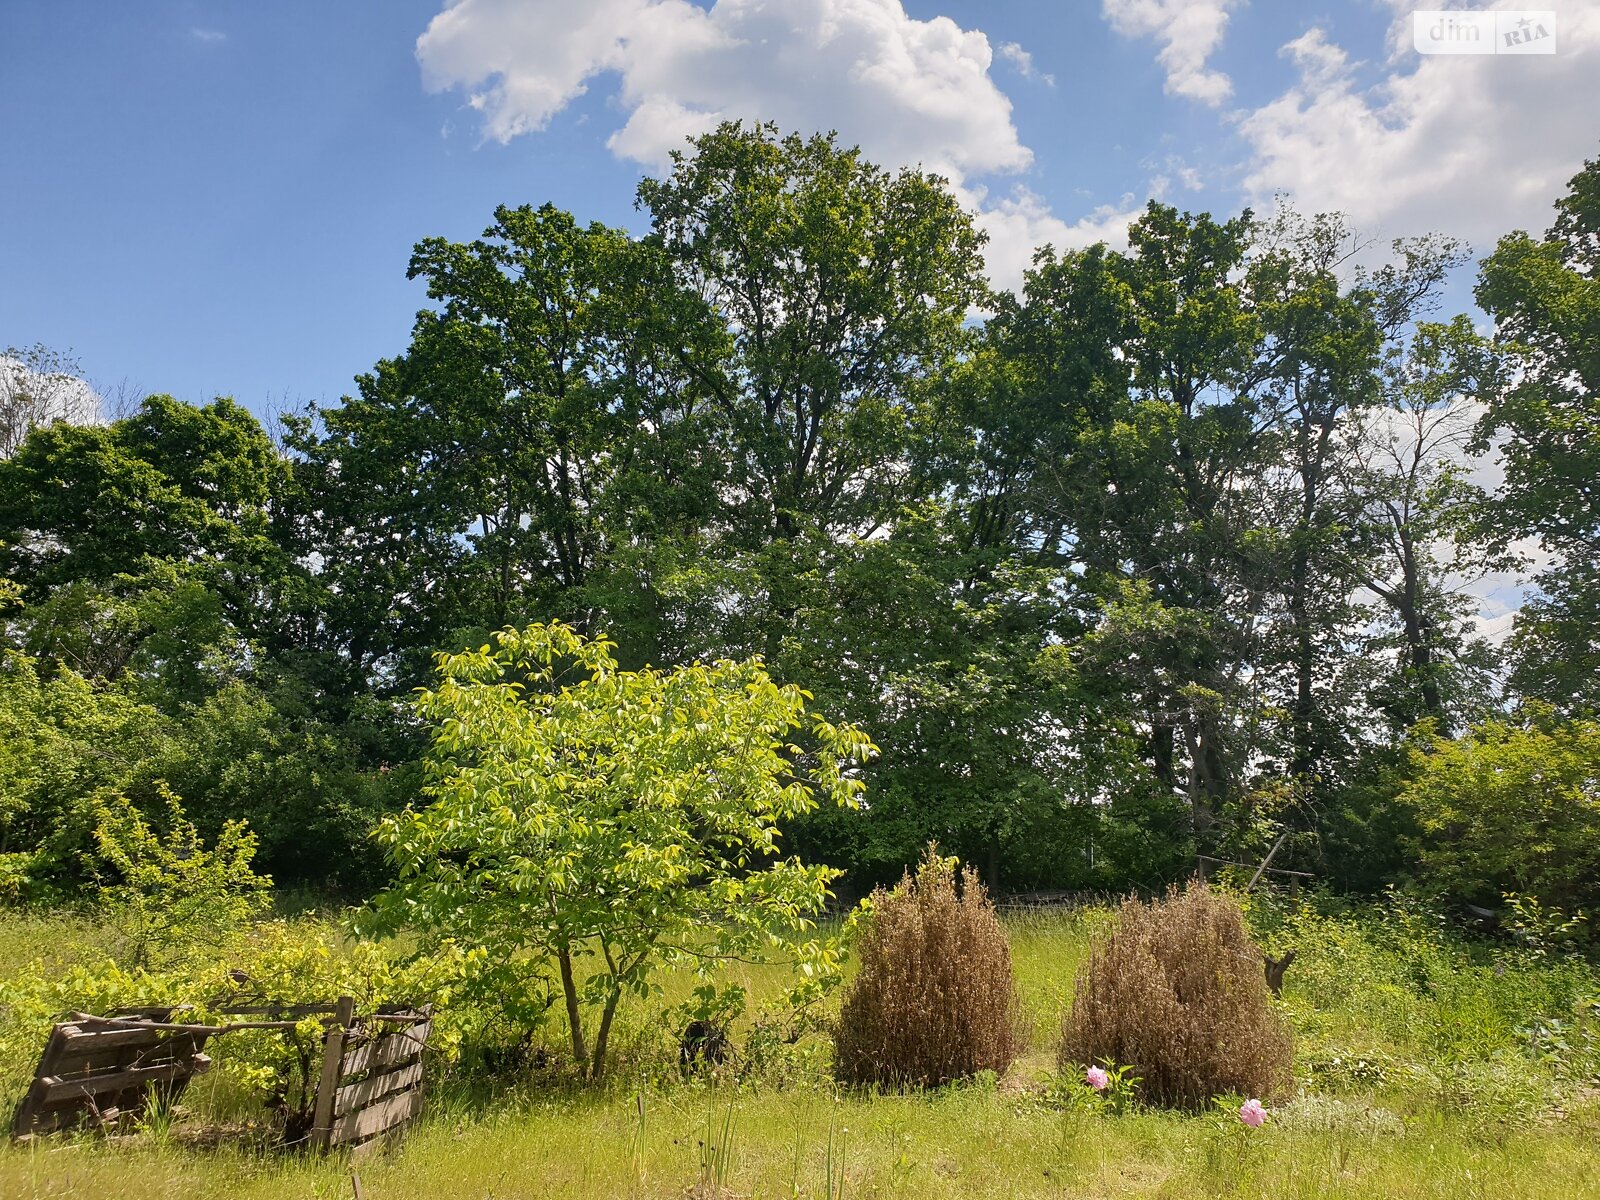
[0,891,1597,1197]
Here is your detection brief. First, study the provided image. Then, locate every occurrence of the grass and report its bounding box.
[0,897,1597,1198]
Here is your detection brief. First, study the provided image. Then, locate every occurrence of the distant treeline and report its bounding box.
[2,123,1597,908]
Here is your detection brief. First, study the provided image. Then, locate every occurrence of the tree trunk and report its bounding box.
[557,942,587,1068]
[590,987,622,1082]
[1289,537,1317,782]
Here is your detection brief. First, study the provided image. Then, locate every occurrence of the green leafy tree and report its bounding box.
[287,205,724,684]
[637,121,988,662]
[1401,709,1600,914]
[0,393,294,698]
[983,204,1271,841]
[370,622,875,1080]
[1475,153,1600,708]
[1347,316,1507,732]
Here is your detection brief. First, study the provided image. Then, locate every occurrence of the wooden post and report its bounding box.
[1246,831,1290,893]
[310,996,356,1151]
[1264,950,1297,998]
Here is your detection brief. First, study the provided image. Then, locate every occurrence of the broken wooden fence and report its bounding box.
[11,997,433,1152]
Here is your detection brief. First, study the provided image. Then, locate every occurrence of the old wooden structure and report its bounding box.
[10,997,432,1152]
[309,1000,433,1152]
[12,1007,214,1137]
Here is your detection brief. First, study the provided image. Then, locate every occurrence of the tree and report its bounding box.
[0,652,172,874]
[1475,153,1600,708]
[370,622,875,1080]
[0,393,290,678]
[287,205,724,684]
[985,204,1274,841]
[0,344,98,458]
[637,121,988,662]
[1347,316,1506,732]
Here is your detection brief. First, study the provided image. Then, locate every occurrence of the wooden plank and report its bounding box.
[13,1026,79,1136]
[329,1088,419,1147]
[340,1021,430,1079]
[217,1003,340,1018]
[103,1006,178,1021]
[310,996,356,1151]
[56,1026,167,1052]
[39,1054,211,1103]
[333,1061,422,1118]
[49,1048,173,1078]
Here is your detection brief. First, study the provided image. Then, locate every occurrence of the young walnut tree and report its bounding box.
[372,622,875,1080]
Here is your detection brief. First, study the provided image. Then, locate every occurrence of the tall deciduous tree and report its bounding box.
[637,122,988,661]
[287,204,723,686]
[1476,154,1600,708]
[0,394,290,695]
[984,203,1273,841]
[1348,315,1506,733]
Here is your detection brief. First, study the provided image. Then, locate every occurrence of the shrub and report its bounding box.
[1059,882,1292,1108]
[833,848,1022,1087]
[1400,709,1600,916]
[92,786,271,969]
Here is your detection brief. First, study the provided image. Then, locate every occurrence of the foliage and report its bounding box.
[1060,883,1294,1107]
[0,651,392,894]
[6,128,1600,903]
[833,848,1022,1087]
[0,652,174,883]
[370,621,874,1081]
[1399,709,1600,914]
[91,787,271,968]
[1476,154,1600,709]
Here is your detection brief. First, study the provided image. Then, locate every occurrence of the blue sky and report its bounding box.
[1,0,1594,419]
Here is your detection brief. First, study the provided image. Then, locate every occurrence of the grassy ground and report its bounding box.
[0,900,1596,1199]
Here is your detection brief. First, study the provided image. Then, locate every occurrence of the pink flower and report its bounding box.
[1238,1098,1267,1128]
[1085,1066,1110,1091]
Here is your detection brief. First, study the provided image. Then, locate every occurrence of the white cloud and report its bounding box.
[418,0,1030,179]
[414,0,1163,292]
[965,184,1144,290]
[1237,4,1600,251]
[998,41,1055,87]
[413,0,1161,292]
[189,27,227,44]
[1101,0,1243,106]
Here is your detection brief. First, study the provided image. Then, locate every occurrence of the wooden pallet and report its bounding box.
[309,1000,433,1152]
[11,997,433,1151]
[11,1008,214,1137]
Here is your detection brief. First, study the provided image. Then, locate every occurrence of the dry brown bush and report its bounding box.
[1059,882,1293,1108]
[833,848,1022,1088]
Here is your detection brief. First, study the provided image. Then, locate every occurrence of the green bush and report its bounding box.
[1401,709,1600,915]
[91,786,271,968]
